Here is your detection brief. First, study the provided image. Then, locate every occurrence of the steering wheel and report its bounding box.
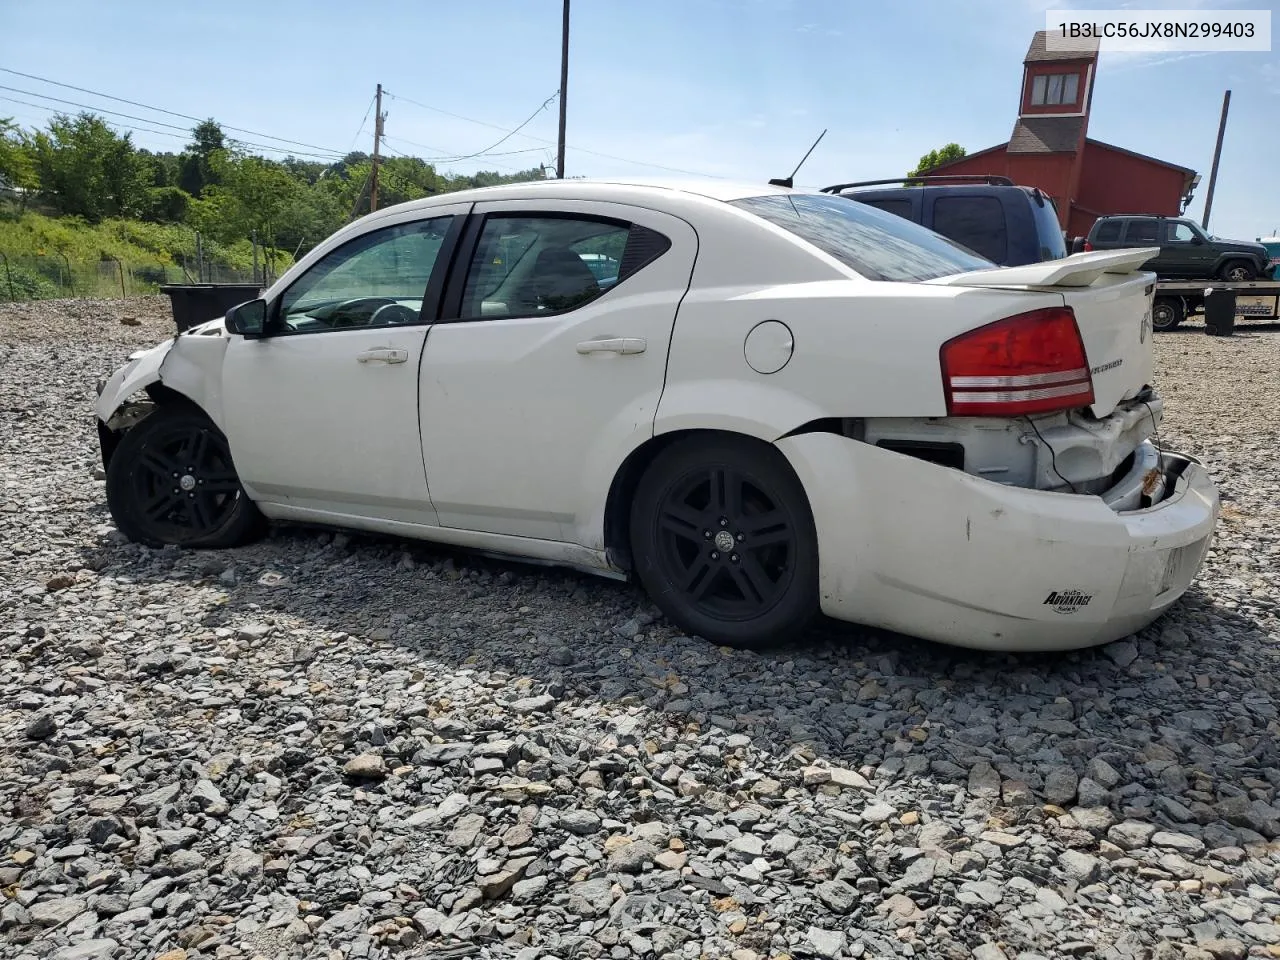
[328,296,399,328]
[369,302,420,325]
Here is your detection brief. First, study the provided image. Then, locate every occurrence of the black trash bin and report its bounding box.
[1203,286,1236,337]
[160,283,263,333]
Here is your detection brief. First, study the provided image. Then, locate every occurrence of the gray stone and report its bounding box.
[25,713,56,740]
[1104,639,1139,668]
[861,801,897,824]
[806,926,847,958]
[814,879,858,913]
[29,897,87,927]
[969,761,1002,800]
[568,878,614,916]
[608,840,659,874]
[1087,758,1122,789]
[343,753,387,779]
[53,941,119,960]
[510,693,556,714]
[190,778,229,815]
[1058,850,1101,884]
[559,810,601,835]
[1109,820,1157,850]
[224,846,263,880]
[1044,767,1079,806]
[1151,831,1206,855]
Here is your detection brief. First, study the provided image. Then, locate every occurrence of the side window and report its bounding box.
[931,196,1008,264]
[276,217,454,333]
[1094,220,1123,242]
[1165,222,1196,243]
[457,215,665,320]
[1125,219,1159,243]
[859,198,914,221]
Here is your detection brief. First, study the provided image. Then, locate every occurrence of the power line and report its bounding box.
[349,92,376,151]
[0,66,354,157]
[382,89,722,178]
[0,94,346,162]
[381,136,547,163]
[453,91,558,161]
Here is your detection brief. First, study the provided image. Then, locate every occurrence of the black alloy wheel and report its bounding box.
[631,435,819,648]
[105,405,264,548]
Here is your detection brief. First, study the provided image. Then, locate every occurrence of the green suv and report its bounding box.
[1085,215,1274,282]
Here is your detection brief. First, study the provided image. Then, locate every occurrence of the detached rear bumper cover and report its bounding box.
[779,433,1219,651]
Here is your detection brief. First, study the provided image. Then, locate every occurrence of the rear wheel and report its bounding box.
[1219,260,1256,282]
[1152,297,1184,331]
[105,405,264,548]
[629,434,819,649]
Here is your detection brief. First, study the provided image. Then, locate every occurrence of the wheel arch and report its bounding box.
[602,426,817,574]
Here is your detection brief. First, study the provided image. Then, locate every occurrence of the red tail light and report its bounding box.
[1083,240,1093,251]
[941,307,1095,417]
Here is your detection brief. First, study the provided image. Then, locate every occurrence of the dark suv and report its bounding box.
[820,175,1068,266]
[1084,215,1274,282]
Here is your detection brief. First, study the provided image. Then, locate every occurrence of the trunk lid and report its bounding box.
[930,248,1159,418]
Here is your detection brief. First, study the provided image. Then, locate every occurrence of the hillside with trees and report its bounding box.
[0,112,544,299]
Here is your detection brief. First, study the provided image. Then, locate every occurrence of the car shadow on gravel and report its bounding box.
[75,517,1280,847]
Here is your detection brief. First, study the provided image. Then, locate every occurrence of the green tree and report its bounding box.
[31,113,147,221]
[178,119,226,196]
[909,143,966,178]
[0,118,40,205]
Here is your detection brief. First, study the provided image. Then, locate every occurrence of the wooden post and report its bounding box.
[1201,89,1231,232]
[370,83,383,212]
[556,0,569,179]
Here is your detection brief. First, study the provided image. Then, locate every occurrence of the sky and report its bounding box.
[1,0,1277,241]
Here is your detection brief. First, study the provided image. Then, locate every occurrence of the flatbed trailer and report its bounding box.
[1152,279,1280,331]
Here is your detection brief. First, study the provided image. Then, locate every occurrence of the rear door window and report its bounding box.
[1125,219,1159,243]
[930,196,1008,264]
[1093,220,1123,242]
[730,193,992,282]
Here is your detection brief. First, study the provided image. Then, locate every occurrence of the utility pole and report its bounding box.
[1201,89,1230,232]
[556,0,569,178]
[370,83,384,213]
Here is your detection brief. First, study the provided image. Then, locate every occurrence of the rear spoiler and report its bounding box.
[929,248,1160,289]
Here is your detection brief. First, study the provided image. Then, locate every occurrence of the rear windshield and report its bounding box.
[1029,193,1069,260]
[730,193,993,282]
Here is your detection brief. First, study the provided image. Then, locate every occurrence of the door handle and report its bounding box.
[356,348,408,364]
[575,337,647,355]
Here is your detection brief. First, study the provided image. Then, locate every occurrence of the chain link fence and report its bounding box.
[0,252,277,302]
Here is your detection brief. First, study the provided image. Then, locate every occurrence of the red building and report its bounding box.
[927,31,1199,239]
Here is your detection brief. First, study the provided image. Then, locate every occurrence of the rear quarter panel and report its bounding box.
[656,279,1064,437]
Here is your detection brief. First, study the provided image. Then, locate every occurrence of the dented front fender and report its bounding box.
[95,323,231,431]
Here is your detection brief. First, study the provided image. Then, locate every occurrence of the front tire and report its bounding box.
[1219,260,1256,282]
[105,404,264,549]
[629,434,820,649]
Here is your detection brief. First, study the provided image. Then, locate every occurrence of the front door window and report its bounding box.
[275,217,455,333]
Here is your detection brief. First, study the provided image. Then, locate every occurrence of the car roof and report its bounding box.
[366,177,800,215]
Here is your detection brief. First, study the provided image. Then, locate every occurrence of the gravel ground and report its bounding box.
[3,296,1280,960]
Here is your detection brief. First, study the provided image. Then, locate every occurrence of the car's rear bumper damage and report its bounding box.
[778,431,1218,651]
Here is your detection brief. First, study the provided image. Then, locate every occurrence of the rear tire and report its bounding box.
[105,404,265,549]
[1152,297,1184,332]
[629,434,820,649]
[1219,260,1256,282]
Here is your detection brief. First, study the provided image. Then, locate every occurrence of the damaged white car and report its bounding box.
[94,179,1219,651]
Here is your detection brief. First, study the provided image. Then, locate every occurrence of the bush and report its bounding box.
[0,263,58,300]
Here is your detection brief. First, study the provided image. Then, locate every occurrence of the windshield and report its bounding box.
[729,193,993,282]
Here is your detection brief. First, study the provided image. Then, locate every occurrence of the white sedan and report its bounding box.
[94,178,1219,652]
